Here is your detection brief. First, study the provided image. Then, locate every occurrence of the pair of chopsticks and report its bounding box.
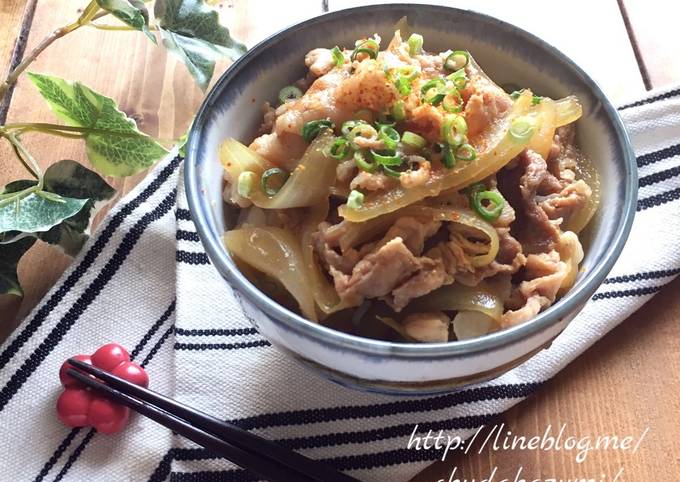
[67,359,359,482]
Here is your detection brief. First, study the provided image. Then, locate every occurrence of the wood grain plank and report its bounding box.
[0,0,322,329]
[220,0,325,46]
[327,0,646,103]
[620,0,680,89]
[0,0,29,78]
[0,0,34,121]
[413,278,680,481]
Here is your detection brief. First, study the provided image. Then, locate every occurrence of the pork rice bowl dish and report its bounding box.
[218,30,599,343]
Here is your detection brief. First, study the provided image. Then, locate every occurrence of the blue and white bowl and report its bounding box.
[185,4,637,394]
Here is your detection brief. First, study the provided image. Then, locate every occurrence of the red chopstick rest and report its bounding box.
[56,343,148,434]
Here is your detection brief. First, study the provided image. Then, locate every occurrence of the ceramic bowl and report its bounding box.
[184,4,637,394]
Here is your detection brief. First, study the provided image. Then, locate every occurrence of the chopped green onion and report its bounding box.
[392,100,406,121]
[420,78,446,106]
[441,114,468,145]
[331,46,344,67]
[442,90,463,113]
[509,116,535,143]
[355,38,380,49]
[378,125,400,151]
[446,69,468,90]
[420,78,445,95]
[424,91,445,105]
[391,66,420,96]
[407,33,423,56]
[341,119,367,136]
[351,48,377,61]
[325,137,351,160]
[351,39,379,61]
[398,65,420,80]
[370,149,402,166]
[302,118,334,142]
[401,131,426,149]
[385,156,424,177]
[531,95,543,105]
[278,85,302,104]
[354,150,377,173]
[348,124,378,149]
[509,89,524,100]
[261,168,289,197]
[453,115,468,136]
[394,76,412,96]
[237,171,257,198]
[444,51,469,72]
[382,165,404,178]
[347,189,365,209]
[455,143,477,161]
[471,190,505,221]
[441,143,456,168]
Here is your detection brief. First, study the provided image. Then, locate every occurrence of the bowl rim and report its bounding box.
[185,3,638,359]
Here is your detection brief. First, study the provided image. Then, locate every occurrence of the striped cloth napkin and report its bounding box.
[0,85,678,482]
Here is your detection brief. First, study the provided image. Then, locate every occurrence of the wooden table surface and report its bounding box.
[1,1,678,480]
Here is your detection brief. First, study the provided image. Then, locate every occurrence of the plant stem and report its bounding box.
[0,2,107,105]
[9,139,39,179]
[4,122,142,139]
[5,122,88,137]
[1,131,44,189]
[4,122,88,131]
[88,23,159,31]
[15,127,84,139]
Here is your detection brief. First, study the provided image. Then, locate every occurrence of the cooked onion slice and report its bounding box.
[453,310,497,340]
[410,282,504,321]
[565,151,600,234]
[555,95,583,127]
[301,203,354,316]
[527,97,557,160]
[224,227,317,321]
[222,131,337,210]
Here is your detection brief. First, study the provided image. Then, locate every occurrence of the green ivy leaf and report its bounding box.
[154,0,247,90]
[37,200,95,256]
[0,161,116,255]
[38,160,117,255]
[0,237,36,296]
[177,117,194,158]
[27,72,168,177]
[178,132,188,158]
[42,159,117,201]
[96,0,156,43]
[0,191,88,233]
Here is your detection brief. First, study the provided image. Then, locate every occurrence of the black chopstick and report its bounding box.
[67,369,305,481]
[67,359,359,482]
[67,361,351,482]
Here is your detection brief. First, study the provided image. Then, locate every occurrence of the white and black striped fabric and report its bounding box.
[0,86,678,482]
